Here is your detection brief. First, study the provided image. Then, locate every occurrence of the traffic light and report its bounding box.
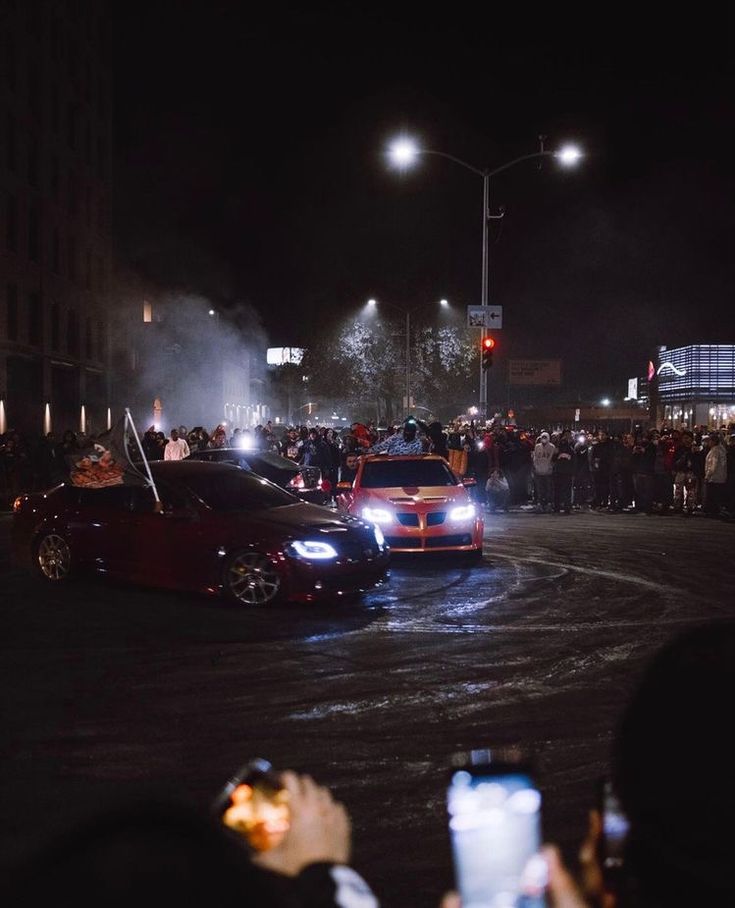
[482,336,496,370]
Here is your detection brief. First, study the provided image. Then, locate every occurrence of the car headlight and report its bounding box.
[449,504,476,522]
[362,506,393,524]
[373,524,385,547]
[290,540,339,560]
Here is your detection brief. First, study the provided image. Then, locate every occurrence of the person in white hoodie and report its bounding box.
[703,432,727,516]
[532,431,556,512]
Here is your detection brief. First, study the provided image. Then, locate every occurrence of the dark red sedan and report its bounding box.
[11,461,389,605]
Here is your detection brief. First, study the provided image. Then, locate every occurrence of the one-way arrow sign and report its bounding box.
[467,305,503,329]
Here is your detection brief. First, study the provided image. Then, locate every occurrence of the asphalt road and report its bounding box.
[1,510,733,906]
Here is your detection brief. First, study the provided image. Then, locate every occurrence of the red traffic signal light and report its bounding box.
[482,335,495,370]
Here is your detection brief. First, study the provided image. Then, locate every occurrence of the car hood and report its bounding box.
[359,485,469,507]
[231,501,368,536]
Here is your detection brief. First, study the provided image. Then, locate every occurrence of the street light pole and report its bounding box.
[387,137,583,419]
[406,308,411,418]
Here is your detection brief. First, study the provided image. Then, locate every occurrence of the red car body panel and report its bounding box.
[11,462,389,603]
[337,454,484,554]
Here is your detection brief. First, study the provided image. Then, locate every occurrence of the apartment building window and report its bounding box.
[67,102,77,149]
[68,171,78,217]
[97,319,106,360]
[7,284,19,341]
[6,195,18,252]
[51,155,60,201]
[6,114,17,171]
[28,63,40,117]
[28,207,40,262]
[96,134,106,178]
[50,18,61,63]
[28,291,42,346]
[51,83,60,133]
[4,35,17,91]
[68,235,77,281]
[52,227,60,273]
[28,135,39,187]
[67,309,79,356]
[51,303,60,350]
[85,316,93,359]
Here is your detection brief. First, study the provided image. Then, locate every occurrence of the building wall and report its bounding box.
[656,345,735,427]
[0,0,112,436]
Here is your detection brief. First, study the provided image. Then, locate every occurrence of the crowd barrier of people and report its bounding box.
[6,624,734,907]
[2,418,734,519]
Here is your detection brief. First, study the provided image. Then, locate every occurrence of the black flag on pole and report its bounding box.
[67,414,148,488]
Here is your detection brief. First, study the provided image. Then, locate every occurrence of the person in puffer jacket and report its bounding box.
[532,431,556,512]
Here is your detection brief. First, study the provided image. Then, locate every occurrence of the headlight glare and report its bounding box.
[362,506,393,524]
[449,504,476,522]
[290,540,339,560]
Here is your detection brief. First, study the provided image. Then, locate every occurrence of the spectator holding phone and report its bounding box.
[441,624,735,908]
[8,770,379,908]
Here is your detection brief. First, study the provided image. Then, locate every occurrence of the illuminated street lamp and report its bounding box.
[386,134,583,415]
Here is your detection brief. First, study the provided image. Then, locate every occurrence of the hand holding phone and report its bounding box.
[448,753,547,908]
[213,758,291,852]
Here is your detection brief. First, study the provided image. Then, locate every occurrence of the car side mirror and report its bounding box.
[336,481,353,491]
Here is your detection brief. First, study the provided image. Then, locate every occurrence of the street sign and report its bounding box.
[509,359,562,386]
[467,305,503,329]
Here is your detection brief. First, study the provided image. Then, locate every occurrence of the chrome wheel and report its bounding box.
[225,552,281,606]
[37,534,72,581]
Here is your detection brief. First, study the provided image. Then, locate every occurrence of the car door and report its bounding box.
[70,486,135,573]
[123,483,208,590]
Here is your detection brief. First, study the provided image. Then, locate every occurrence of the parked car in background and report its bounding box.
[186,447,329,505]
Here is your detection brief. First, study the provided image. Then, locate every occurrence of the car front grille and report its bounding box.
[385,536,422,549]
[425,534,472,548]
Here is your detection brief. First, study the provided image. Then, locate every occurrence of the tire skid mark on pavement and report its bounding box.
[488,553,680,595]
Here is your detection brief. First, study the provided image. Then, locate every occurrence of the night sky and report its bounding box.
[112,2,735,395]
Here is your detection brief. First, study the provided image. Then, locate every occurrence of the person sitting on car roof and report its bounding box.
[368,419,424,456]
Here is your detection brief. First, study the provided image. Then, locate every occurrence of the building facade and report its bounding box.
[656,344,735,427]
[0,1,112,436]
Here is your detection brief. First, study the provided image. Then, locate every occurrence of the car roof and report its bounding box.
[149,460,242,478]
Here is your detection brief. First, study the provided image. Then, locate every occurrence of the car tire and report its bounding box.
[34,531,74,582]
[223,550,283,606]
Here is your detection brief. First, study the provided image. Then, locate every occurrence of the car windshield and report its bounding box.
[360,459,458,489]
[184,471,298,511]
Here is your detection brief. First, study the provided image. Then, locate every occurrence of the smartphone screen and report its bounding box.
[448,764,546,908]
[213,759,290,852]
[600,779,629,876]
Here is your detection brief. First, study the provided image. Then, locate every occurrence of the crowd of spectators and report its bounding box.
[2,418,734,518]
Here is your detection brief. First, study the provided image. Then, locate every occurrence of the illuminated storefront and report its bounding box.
[657,345,735,427]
